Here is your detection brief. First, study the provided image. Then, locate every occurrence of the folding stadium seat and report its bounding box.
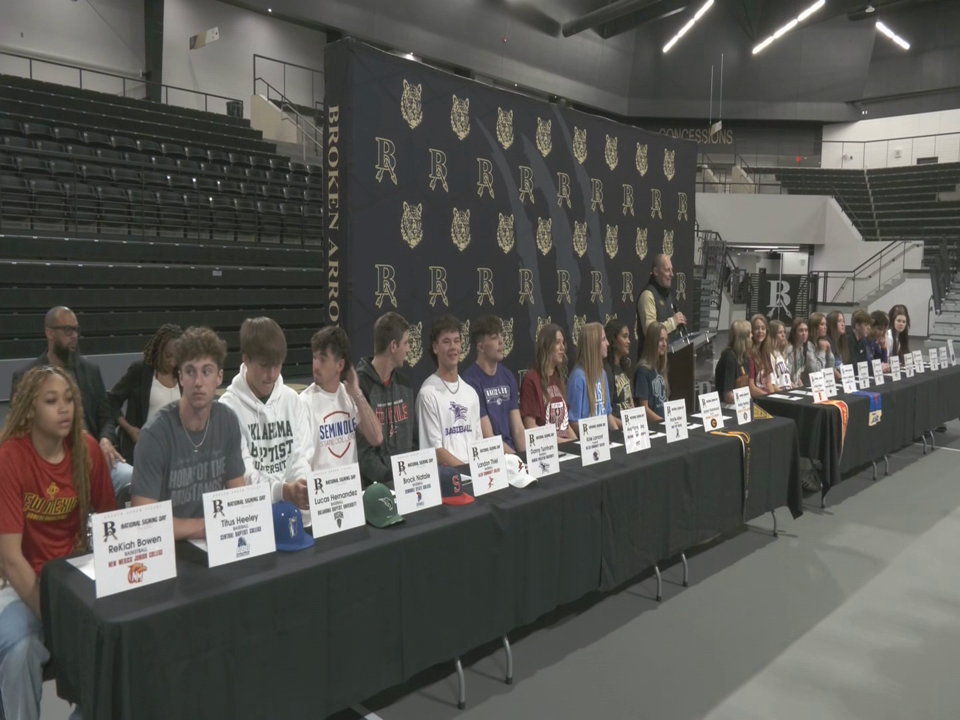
[0,155,14,174]
[290,161,308,176]
[198,162,221,176]
[183,192,213,240]
[54,127,82,144]
[66,144,96,160]
[223,165,246,181]
[17,157,51,178]
[219,181,242,196]
[49,160,78,181]
[30,179,65,231]
[184,146,208,163]
[156,191,186,238]
[126,188,158,237]
[98,186,129,234]
[151,155,177,170]
[302,203,323,246]
[195,176,220,195]
[23,123,54,141]
[234,198,257,242]
[168,174,194,192]
[83,131,111,148]
[0,175,31,229]
[112,168,142,187]
[111,136,138,154]
[0,119,23,136]
[237,182,256,197]
[210,195,236,241]
[257,200,282,244]
[82,164,113,185]
[229,152,252,168]
[207,149,229,165]
[246,168,267,183]
[250,155,271,170]
[279,202,303,245]
[96,148,124,163]
[177,159,200,173]
[266,171,286,185]
[123,152,150,167]
[142,171,170,190]
[35,140,64,155]
[304,189,322,205]
[306,164,322,181]
[137,139,162,156]
[285,172,306,188]
[3,136,34,152]
[260,185,284,203]
[63,182,98,234]
[161,143,186,159]
[270,158,291,173]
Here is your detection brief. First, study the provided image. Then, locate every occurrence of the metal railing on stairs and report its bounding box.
[813,239,924,305]
[254,77,322,161]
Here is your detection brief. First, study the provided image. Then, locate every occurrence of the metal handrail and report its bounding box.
[252,54,324,116]
[255,77,322,158]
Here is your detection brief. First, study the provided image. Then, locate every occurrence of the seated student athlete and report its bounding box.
[131,327,245,540]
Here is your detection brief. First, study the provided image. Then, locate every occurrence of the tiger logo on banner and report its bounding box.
[407,321,424,366]
[664,148,676,181]
[459,320,471,361]
[605,313,618,325]
[636,143,648,176]
[496,108,514,150]
[497,213,515,254]
[605,135,619,171]
[452,208,471,251]
[536,217,553,256]
[573,221,588,258]
[605,224,619,259]
[572,314,587,348]
[663,229,674,257]
[502,318,514,358]
[400,80,423,129]
[573,127,587,165]
[536,315,552,339]
[636,227,648,259]
[451,95,470,140]
[401,201,423,249]
[536,118,552,157]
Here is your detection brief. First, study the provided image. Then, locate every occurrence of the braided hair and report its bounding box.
[143,324,183,372]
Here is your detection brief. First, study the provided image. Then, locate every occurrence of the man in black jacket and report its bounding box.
[10,306,132,493]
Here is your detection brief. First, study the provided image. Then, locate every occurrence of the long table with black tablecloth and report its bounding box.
[41,416,801,720]
[757,366,960,499]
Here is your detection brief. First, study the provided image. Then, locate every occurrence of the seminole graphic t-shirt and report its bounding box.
[132,402,245,519]
[417,374,483,463]
[300,382,359,471]
[463,363,520,450]
[519,369,570,434]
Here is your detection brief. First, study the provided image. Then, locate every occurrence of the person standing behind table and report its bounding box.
[749,314,775,394]
[807,312,837,377]
[519,323,578,443]
[768,319,792,389]
[463,315,526,454]
[131,327,246,540]
[300,327,383,521]
[567,322,620,433]
[11,305,131,495]
[635,253,686,360]
[603,319,635,421]
[785,318,818,387]
[886,304,911,361]
[715,319,754,404]
[356,312,419,489]
[102,324,183,466]
[417,315,483,467]
[634,322,670,423]
[0,367,117,720]
[219,318,313,512]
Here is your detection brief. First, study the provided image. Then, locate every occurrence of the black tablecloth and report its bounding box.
[42,419,802,720]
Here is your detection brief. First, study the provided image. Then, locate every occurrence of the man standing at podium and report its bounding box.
[635,254,687,359]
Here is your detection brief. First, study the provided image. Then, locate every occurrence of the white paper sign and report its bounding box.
[621,406,652,453]
[579,415,611,466]
[392,448,442,515]
[929,348,940,371]
[871,359,885,385]
[698,391,724,432]
[939,346,949,368]
[308,463,365,538]
[92,501,176,598]
[664,399,689,442]
[890,356,901,381]
[823,369,838,397]
[839,364,857,394]
[949,339,956,366]
[904,353,915,378]
[733,386,752,425]
[201,483,275,567]
[525,425,560,478]
[469,436,508,496]
[810,369,828,403]
[913,350,925,373]
[857,361,871,389]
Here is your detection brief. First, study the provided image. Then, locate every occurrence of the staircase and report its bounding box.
[929,281,960,343]
[695,229,726,332]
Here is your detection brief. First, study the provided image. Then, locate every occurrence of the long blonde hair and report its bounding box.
[0,367,92,551]
[750,313,773,374]
[768,319,787,354]
[575,322,608,416]
[728,319,753,364]
[638,322,670,395]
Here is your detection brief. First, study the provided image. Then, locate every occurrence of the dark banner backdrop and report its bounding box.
[757,274,805,322]
[325,40,697,386]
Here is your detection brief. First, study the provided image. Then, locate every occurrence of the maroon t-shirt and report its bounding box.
[519,369,570,434]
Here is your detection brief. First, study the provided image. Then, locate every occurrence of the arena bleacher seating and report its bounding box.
[0,73,324,376]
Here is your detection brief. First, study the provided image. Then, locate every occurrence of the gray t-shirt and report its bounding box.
[132,401,245,518]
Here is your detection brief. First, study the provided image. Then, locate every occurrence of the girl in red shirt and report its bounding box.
[0,366,116,720]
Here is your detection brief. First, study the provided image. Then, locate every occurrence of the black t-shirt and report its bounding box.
[605,364,635,419]
[715,348,747,398]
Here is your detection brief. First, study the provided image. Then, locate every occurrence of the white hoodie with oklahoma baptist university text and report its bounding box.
[218,364,313,504]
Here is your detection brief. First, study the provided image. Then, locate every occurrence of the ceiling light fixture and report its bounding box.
[663,0,714,53]
[876,21,910,50]
[753,0,824,54]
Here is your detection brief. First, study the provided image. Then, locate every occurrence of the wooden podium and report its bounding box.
[668,332,713,414]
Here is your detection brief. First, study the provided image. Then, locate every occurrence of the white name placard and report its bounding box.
[929,348,940,371]
[621,406,652,453]
[890,356,901,381]
[733,386,752,425]
[469,436,508,496]
[857,361,871,389]
[905,353,915,378]
[92,501,176,598]
[664,399,689,442]
[871,359,885,385]
[202,483,275,567]
[392,448,442,515]
[524,425,560,479]
[840,365,857,394]
[824,369,838,397]
[939,346,949,368]
[308,463,365,539]
[579,415,611,467]
[913,350,925,373]
[811,369,828,403]
[698,391,724,432]
[949,339,956,366]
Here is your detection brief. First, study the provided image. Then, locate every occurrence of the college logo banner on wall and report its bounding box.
[324,40,697,386]
[758,274,806,321]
